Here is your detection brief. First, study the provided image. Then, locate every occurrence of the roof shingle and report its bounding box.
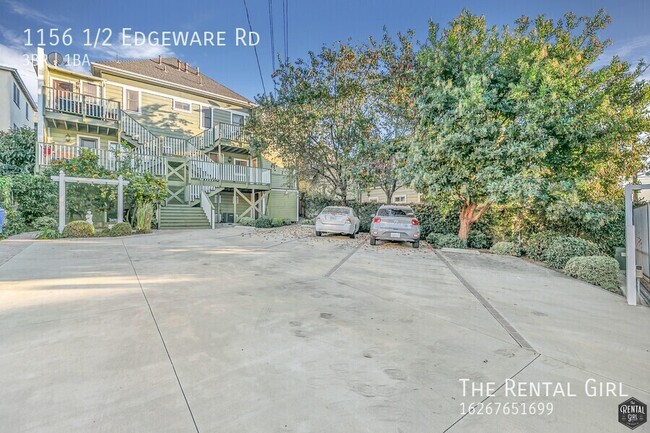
[92,57,253,105]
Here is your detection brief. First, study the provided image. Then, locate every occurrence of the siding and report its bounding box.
[267,190,298,221]
[47,129,118,150]
[359,186,422,204]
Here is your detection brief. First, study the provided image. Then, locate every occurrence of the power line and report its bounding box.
[282,0,289,64]
[243,0,267,94]
[268,0,276,73]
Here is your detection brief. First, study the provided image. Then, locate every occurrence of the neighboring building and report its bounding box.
[351,186,422,204]
[0,65,37,131]
[35,52,298,227]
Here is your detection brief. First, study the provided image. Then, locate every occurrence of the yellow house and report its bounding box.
[35,52,298,227]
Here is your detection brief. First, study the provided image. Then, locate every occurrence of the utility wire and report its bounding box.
[243,0,267,94]
[268,0,276,73]
[282,0,289,64]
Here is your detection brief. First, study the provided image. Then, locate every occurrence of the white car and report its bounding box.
[315,206,360,238]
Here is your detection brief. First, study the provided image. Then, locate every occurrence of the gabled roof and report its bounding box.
[0,65,37,111]
[91,58,253,106]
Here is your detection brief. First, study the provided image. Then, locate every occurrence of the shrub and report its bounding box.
[350,202,383,232]
[544,236,600,269]
[524,230,562,261]
[37,228,60,240]
[238,216,254,226]
[109,222,132,237]
[301,219,314,225]
[33,216,58,231]
[254,217,273,228]
[564,256,621,292]
[271,217,285,227]
[6,174,57,226]
[134,202,154,233]
[490,241,521,256]
[426,232,467,249]
[62,220,95,238]
[468,230,493,249]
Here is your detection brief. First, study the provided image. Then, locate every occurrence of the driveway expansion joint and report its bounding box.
[121,240,201,433]
[434,249,536,353]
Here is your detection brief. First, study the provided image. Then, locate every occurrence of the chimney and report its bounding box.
[196,66,200,76]
[158,55,161,64]
[177,59,181,70]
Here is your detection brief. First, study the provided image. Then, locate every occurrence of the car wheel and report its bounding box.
[370,236,376,246]
[316,231,322,237]
[350,231,356,239]
[412,240,420,249]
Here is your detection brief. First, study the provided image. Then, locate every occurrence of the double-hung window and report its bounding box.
[124,89,140,112]
[13,83,20,106]
[202,107,213,129]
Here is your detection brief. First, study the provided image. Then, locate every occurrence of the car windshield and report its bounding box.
[377,207,414,217]
[321,207,350,215]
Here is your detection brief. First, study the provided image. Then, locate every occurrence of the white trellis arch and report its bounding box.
[50,170,130,233]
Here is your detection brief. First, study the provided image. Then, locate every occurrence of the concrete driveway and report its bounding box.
[0,226,648,433]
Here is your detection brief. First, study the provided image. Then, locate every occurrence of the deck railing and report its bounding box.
[44,87,120,122]
[38,143,166,176]
[188,123,249,151]
[189,160,271,185]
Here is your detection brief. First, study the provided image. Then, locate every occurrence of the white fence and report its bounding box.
[634,204,650,278]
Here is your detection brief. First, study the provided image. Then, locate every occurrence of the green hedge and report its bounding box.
[544,236,600,269]
[33,216,57,231]
[109,222,132,237]
[238,217,254,226]
[490,241,521,256]
[426,233,467,249]
[254,217,273,228]
[524,230,562,261]
[564,256,620,292]
[62,220,95,238]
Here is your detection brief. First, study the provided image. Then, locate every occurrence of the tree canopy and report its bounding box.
[405,10,650,238]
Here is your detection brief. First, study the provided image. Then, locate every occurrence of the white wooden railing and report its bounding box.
[44,87,120,121]
[39,143,167,176]
[189,160,271,185]
[200,189,217,229]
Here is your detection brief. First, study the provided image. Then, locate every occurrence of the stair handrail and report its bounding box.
[200,189,217,229]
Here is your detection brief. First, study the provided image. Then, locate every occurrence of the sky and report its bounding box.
[1,0,649,102]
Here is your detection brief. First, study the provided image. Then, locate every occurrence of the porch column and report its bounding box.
[117,175,124,223]
[625,184,637,306]
[57,170,66,233]
[233,187,237,222]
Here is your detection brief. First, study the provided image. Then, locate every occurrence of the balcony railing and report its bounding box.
[38,143,166,176]
[190,159,271,185]
[44,87,120,122]
[188,123,249,150]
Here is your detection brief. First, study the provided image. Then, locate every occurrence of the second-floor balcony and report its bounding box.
[44,87,121,123]
[37,143,271,186]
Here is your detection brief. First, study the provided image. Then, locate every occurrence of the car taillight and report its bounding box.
[345,217,352,223]
[373,217,381,223]
[411,218,419,226]
[316,216,321,220]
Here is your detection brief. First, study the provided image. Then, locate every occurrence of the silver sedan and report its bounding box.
[315,206,360,238]
[369,205,421,248]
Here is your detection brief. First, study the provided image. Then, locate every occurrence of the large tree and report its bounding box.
[406,10,650,239]
[352,31,416,204]
[248,33,415,204]
[248,43,374,203]
[0,127,36,175]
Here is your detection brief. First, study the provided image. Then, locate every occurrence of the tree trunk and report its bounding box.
[386,189,394,204]
[458,203,476,240]
[457,200,491,240]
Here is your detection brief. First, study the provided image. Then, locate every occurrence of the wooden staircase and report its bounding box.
[159,204,211,229]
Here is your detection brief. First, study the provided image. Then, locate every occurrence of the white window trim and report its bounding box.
[199,105,214,129]
[123,88,142,113]
[393,195,407,203]
[77,135,100,149]
[13,82,20,106]
[81,81,101,98]
[233,158,249,166]
[172,98,193,113]
[368,197,379,203]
